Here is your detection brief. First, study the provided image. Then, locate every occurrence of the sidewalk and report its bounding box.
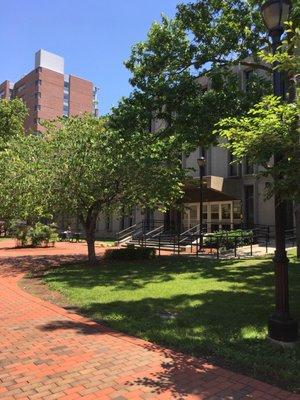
[0,241,298,400]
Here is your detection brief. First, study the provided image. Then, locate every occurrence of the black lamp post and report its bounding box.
[197,156,206,251]
[261,0,298,342]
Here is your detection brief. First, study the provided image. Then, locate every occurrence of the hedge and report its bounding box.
[104,245,155,260]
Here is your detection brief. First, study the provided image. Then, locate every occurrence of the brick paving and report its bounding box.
[0,240,299,400]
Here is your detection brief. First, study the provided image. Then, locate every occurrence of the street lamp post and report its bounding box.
[261,0,298,342]
[197,157,206,252]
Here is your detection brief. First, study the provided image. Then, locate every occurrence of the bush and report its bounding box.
[28,222,59,247]
[9,220,29,247]
[204,229,253,250]
[104,246,156,260]
[9,220,59,247]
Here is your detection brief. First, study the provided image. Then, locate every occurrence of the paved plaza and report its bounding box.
[0,240,298,400]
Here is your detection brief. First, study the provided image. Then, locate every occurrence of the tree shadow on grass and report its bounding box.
[41,256,273,291]
[91,290,299,392]
[37,287,300,394]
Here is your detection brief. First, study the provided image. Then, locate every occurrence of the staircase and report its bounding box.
[117,222,296,255]
[117,220,201,252]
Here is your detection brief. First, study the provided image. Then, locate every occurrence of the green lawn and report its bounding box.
[42,251,300,392]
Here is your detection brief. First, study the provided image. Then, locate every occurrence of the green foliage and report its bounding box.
[0,99,27,148]
[43,252,300,392]
[204,229,253,249]
[104,246,155,260]
[9,220,29,247]
[9,220,58,247]
[260,31,300,74]
[42,113,185,262]
[176,0,265,68]
[45,114,184,218]
[113,1,272,153]
[28,222,59,247]
[216,95,300,200]
[0,133,52,223]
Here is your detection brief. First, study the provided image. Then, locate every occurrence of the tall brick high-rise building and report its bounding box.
[0,49,99,131]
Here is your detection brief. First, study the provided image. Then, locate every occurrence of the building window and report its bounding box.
[0,90,4,98]
[211,204,219,220]
[64,81,69,89]
[16,84,26,93]
[35,105,41,111]
[221,204,231,220]
[244,158,254,175]
[35,79,42,86]
[35,67,42,73]
[244,69,254,92]
[35,92,41,98]
[233,201,242,219]
[63,105,69,116]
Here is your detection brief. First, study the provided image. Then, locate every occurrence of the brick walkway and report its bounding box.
[0,240,299,400]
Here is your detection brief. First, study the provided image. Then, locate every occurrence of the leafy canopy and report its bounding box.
[45,114,185,223]
[113,1,273,152]
[0,133,52,223]
[216,95,300,200]
[0,99,28,148]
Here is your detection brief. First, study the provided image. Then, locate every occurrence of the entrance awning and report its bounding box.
[184,179,239,203]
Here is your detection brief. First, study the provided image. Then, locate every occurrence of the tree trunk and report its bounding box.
[86,229,96,264]
[85,211,98,265]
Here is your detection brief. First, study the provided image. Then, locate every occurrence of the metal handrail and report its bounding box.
[144,225,164,237]
[117,222,143,243]
[118,223,137,236]
[180,224,200,236]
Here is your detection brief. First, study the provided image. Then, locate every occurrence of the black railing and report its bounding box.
[154,231,254,259]
[117,220,296,258]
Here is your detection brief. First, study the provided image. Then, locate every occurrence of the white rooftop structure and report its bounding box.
[35,49,64,74]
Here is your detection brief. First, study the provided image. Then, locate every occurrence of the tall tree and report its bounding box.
[45,114,185,264]
[119,3,273,154]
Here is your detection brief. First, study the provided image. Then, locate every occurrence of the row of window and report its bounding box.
[201,69,256,93]
[228,153,254,176]
[63,79,70,116]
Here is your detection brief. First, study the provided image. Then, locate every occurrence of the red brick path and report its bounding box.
[0,240,298,400]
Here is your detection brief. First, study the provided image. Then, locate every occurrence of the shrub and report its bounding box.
[28,222,59,247]
[104,246,155,260]
[9,221,59,247]
[9,220,29,247]
[204,229,253,250]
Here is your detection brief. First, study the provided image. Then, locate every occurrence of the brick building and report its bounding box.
[0,50,99,131]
